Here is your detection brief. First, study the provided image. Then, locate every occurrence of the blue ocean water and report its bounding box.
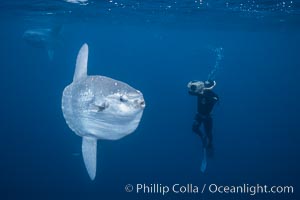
[0,0,299,199]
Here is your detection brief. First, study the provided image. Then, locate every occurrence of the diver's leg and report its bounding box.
[192,120,202,137]
[193,114,207,147]
[192,113,204,136]
[203,116,214,158]
[204,116,213,148]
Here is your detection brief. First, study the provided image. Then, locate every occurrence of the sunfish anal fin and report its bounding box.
[73,43,88,82]
[200,148,207,173]
[82,136,97,180]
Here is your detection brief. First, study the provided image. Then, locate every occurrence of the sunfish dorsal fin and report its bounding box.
[73,43,88,82]
[82,136,97,180]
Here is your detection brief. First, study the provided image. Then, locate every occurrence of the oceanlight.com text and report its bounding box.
[208,183,294,195]
[124,183,294,196]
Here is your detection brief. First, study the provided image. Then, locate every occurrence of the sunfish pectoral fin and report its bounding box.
[200,148,207,173]
[73,43,88,82]
[89,101,109,112]
[82,136,97,180]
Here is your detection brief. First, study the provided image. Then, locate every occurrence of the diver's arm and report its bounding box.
[205,90,219,103]
[213,93,219,102]
[204,80,216,90]
[212,92,220,106]
[213,93,220,102]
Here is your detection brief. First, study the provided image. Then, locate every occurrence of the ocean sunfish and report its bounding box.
[23,26,61,60]
[62,43,145,180]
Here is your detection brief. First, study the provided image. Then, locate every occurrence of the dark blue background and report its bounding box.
[0,1,299,199]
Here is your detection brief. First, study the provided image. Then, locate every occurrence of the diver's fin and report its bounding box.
[82,136,97,180]
[73,43,88,82]
[200,148,207,173]
[47,49,54,61]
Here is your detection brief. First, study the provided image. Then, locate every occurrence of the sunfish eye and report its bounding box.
[120,95,128,102]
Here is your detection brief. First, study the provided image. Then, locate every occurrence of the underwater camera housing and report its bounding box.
[187,80,205,93]
[187,80,216,93]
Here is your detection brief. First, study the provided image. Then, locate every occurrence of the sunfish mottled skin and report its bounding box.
[62,43,145,180]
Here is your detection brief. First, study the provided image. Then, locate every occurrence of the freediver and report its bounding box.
[187,80,219,155]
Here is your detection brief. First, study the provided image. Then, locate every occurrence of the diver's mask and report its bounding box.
[187,80,205,93]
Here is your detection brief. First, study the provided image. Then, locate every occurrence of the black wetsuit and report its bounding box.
[189,89,219,148]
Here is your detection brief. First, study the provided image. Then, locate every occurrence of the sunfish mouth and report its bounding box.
[121,90,145,109]
[140,100,146,108]
[135,98,146,109]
